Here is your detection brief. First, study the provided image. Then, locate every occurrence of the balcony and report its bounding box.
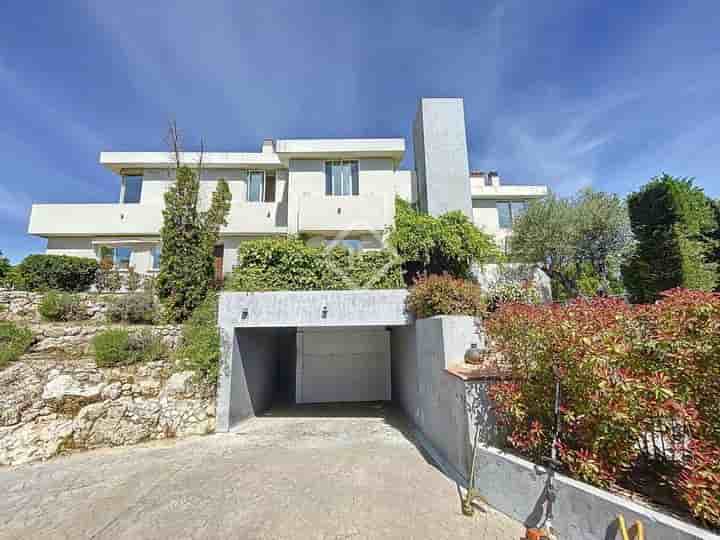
[29,202,288,237]
[29,204,163,236]
[297,193,387,233]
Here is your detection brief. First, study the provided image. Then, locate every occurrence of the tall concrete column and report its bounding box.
[412,98,473,218]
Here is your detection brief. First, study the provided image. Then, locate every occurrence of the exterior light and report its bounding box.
[241,308,249,320]
[321,305,328,319]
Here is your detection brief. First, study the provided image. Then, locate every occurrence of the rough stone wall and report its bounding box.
[0,289,119,323]
[0,353,215,467]
[29,324,181,356]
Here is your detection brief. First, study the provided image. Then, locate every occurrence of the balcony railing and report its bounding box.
[297,193,387,233]
[29,202,288,236]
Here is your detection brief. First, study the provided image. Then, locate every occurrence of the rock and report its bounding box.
[101,382,122,401]
[164,372,196,398]
[0,418,74,466]
[42,374,105,402]
[138,380,161,397]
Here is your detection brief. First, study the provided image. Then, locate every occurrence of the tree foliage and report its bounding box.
[0,251,10,283]
[15,254,98,292]
[510,189,631,299]
[156,165,232,322]
[623,175,718,303]
[387,197,500,283]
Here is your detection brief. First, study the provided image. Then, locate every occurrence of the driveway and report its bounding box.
[0,403,523,539]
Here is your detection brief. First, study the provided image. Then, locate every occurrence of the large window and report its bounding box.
[122,174,143,203]
[247,171,276,202]
[497,201,528,229]
[325,161,359,196]
[101,246,132,269]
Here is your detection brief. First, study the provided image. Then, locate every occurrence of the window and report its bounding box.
[247,171,276,202]
[100,246,132,269]
[327,239,362,252]
[325,161,359,196]
[151,246,161,270]
[247,171,264,202]
[122,174,143,203]
[485,175,492,187]
[496,201,528,229]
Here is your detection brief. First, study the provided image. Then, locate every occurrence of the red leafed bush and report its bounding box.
[486,289,720,527]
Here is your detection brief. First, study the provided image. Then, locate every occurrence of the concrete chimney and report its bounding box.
[412,98,473,218]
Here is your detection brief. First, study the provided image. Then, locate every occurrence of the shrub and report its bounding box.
[16,254,98,292]
[624,175,718,302]
[0,322,33,367]
[131,329,168,363]
[485,289,720,526]
[126,266,141,292]
[176,294,220,382]
[93,329,132,367]
[106,293,156,324]
[406,274,485,319]
[38,291,86,321]
[388,198,500,282]
[95,260,122,293]
[228,237,403,291]
[485,280,540,312]
[0,250,10,283]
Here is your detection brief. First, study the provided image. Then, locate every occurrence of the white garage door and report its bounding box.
[296,328,391,404]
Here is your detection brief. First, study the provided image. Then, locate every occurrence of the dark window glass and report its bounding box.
[264,172,276,202]
[122,175,143,203]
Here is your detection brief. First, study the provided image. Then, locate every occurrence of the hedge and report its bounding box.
[16,254,98,292]
[486,289,720,528]
[623,175,718,302]
[228,237,404,291]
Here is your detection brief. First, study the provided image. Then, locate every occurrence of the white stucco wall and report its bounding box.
[472,199,511,248]
[45,238,96,259]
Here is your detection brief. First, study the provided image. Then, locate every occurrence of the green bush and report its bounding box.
[126,266,141,292]
[131,329,168,363]
[92,329,132,367]
[0,250,10,284]
[38,291,86,321]
[106,293,156,324]
[388,198,501,283]
[228,237,403,291]
[0,322,33,367]
[624,175,718,302]
[485,280,540,312]
[176,294,220,382]
[406,274,486,319]
[95,260,122,293]
[15,254,98,292]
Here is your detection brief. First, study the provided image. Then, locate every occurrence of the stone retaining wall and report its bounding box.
[29,324,182,356]
[0,289,120,323]
[0,353,215,467]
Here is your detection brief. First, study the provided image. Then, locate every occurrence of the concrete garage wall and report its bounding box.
[296,328,391,404]
[223,328,295,429]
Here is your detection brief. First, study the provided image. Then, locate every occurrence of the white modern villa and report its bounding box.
[27,99,547,278]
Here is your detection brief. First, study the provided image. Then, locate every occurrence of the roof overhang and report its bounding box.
[274,138,405,161]
[471,185,548,200]
[100,152,283,173]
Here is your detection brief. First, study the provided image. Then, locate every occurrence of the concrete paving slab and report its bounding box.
[0,403,524,540]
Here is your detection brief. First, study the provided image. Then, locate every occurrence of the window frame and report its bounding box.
[324,160,359,196]
[496,200,528,230]
[247,170,266,203]
[151,246,162,271]
[121,173,143,204]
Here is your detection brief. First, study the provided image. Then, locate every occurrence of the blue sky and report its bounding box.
[1,0,718,262]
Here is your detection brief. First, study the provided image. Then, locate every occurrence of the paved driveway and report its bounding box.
[0,403,523,539]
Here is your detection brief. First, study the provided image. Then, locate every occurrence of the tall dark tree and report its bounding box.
[156,124,232,322]
[623,174,718,303]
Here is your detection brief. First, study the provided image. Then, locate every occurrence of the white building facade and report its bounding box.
[28,106,547,277]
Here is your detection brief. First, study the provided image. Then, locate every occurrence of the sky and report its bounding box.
[1,0,719,263]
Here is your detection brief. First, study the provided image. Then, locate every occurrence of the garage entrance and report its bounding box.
[216,290,409,431]
[225,326,393,427]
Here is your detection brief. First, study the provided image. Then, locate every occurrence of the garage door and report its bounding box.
[297,328,391,404]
